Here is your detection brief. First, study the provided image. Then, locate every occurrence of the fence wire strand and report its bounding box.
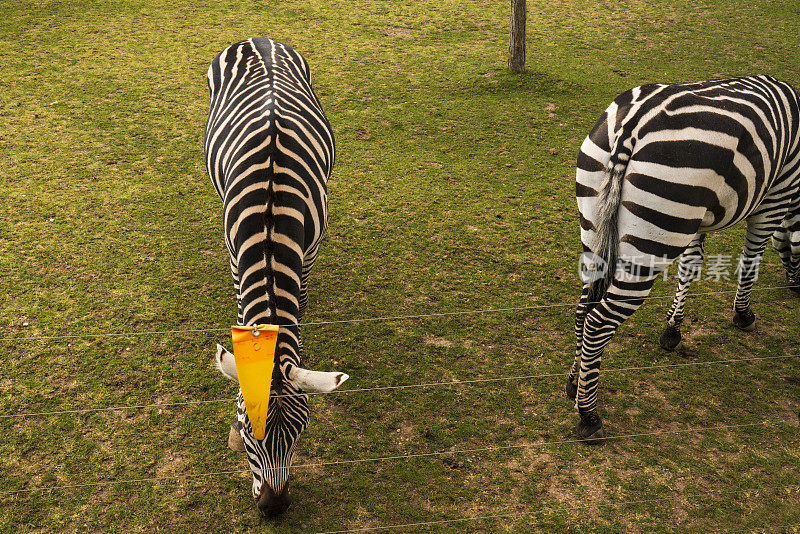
[1,284,797,343]
[315,483,800,533]
[2,417,794,496]
[722,522,800,533]
[3,353,797,419]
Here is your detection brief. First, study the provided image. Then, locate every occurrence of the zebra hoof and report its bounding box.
[659,325,682,351]
[566,376,578,400]
[788,274,800,295]
[576,410,605,445]
[228,422,245,452]
[732,309,756,331]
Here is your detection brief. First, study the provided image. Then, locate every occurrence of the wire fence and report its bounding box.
[2,353,797,419]
[1,284,798,343]
[2,417,794,496]
[316,483,800,533]
[722,522,800,534]
[2,281,798,531]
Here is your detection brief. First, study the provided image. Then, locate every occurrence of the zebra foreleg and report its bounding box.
[660,234,706,350]
[225,257,247,453]
[228,419,246,452]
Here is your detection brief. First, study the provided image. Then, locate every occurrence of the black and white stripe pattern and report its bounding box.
[773,196,800,292]
[205,38,334,501]
[571,76,800,426]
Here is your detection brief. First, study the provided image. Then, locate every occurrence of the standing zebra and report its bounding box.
[570,75,800,443]
[205,37,348,516]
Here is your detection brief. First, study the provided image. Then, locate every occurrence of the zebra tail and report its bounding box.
[587,158,628,304]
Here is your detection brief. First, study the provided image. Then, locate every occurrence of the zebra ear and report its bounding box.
[287,366,349,393]
[215,344,239,382]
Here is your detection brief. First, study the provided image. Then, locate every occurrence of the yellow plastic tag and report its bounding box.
[231,324,280,441]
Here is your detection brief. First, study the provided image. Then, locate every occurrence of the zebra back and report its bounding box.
[205,37,334,330]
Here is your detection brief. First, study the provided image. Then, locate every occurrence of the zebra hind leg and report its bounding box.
[789,270,800,295]
[575,269,660,444]
[660,234,706,350]
[732,307,757,331]
[732,217,783,330]
[568,286,592,401]
[772,216,800,295]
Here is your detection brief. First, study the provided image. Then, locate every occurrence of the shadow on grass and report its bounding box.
[466,68,587,100]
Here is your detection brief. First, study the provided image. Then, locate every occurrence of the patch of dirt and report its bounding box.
[683,324,714,343]
[423,334,453,348]
[393,421,415,450]
[156,452,188,478]
[625,406,642,417]
[782,375,800,386]
[384,26,414,38]
[641,382,668,403]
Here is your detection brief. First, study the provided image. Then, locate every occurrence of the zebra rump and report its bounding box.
[580,76,800,305]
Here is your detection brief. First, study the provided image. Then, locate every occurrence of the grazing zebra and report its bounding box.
[205,37,348,516]
[569,75,800,443]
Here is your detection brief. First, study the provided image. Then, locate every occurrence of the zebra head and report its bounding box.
[215,343,348,516]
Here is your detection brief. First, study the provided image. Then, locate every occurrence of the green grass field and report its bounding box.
[1,0,799,531]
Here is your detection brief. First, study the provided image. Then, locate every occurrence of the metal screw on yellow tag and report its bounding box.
[231,324,280,441]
